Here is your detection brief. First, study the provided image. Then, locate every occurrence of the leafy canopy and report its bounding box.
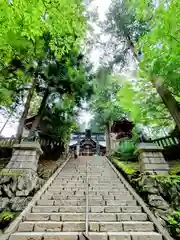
[0,0,86,62]
[129,0,180,94]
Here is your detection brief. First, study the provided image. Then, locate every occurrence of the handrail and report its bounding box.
[85,157,89,236]
[82,233,92,240]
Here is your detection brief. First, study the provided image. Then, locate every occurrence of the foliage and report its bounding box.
[101,0,149,68]
[130,0,180,95]
[114,139,137,161]
[112,159,139,175]
[168,211,180,239]
[94,0,178,134]
[0,0,87,108]
[170,166,180,176]
[0,0,86,62]
[118,140,136,155]
[151,175,180,186]
[31,51,93,141]
[0,209,15,229]
[115,76,174,127]
[90,68,126,130]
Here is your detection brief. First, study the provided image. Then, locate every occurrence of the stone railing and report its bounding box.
[0,138,18,147]
[150,136,179,148]
[0,137,61,148]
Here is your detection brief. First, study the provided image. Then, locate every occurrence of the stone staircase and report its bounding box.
[6,156,170,240]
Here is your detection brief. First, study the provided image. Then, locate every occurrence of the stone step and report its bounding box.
[43,192,132,197]
[36,199,137,206]
[9,232,163,240]
[51,184,86,187]
[17,221,85,232]
[74,190,129,195]
[48,188,87,192]
[105,200,137,206]
[32,206,86,213]
[25,213,147,221]
[9,232,80,240]
[90,206,143,213]
[89,221,154,232]
[87,232,162,240]
[36,200,86,206]
[17,221,154,232]
[32,205,143,213]
[40,195,134,201]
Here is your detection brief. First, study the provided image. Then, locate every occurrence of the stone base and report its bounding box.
[0,169,44,211]
[0,142,44,211]
[137,143,169,174]
[6,142,43,172]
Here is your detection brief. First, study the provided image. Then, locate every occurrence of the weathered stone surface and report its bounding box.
[88,232,107,240]
[148,194,169,210]
[18,222,34,232]
[62,222,85,231]
[100,222,123,232]
[104,206,120,213]
[25,213,50,221]
[90,206,105,213]
[59,206,85,213]
[9,232,43,240]
[37,200,54,206]
[34,222,62,232]
[131,232,162,240]
[44,232,78,240]
[11,196,32,211]
[121,206,142,213]
[32,206,59,213]
[0,197,9,210]
[123,222,154,232]
[3,184,14,198]
[89,213,116,221]
[106,200,137,206]
[108,232,131,240]
[89,222,99,232]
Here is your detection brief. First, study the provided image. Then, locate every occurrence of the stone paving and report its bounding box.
[9,156,163,240]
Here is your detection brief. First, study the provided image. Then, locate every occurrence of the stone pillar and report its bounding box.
[0,142,44,211]
[137,143,169,174]
[6,142,43,172]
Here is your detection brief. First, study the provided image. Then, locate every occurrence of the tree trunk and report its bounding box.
[154,77,180,130]
[106,121,111,153]
[29,89,49,134]
[16,78,36,141]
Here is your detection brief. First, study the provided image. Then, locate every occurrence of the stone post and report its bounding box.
[137,143,169,174]
[0,142,44,211]
[6,142,43,172]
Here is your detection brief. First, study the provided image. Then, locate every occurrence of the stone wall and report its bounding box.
[131,173,180,239]
[112,159,180,239]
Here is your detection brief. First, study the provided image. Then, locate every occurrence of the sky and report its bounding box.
[75,0,111,130]
[0,0,111,137]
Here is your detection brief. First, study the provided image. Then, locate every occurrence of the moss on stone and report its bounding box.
[112,159,139,175]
